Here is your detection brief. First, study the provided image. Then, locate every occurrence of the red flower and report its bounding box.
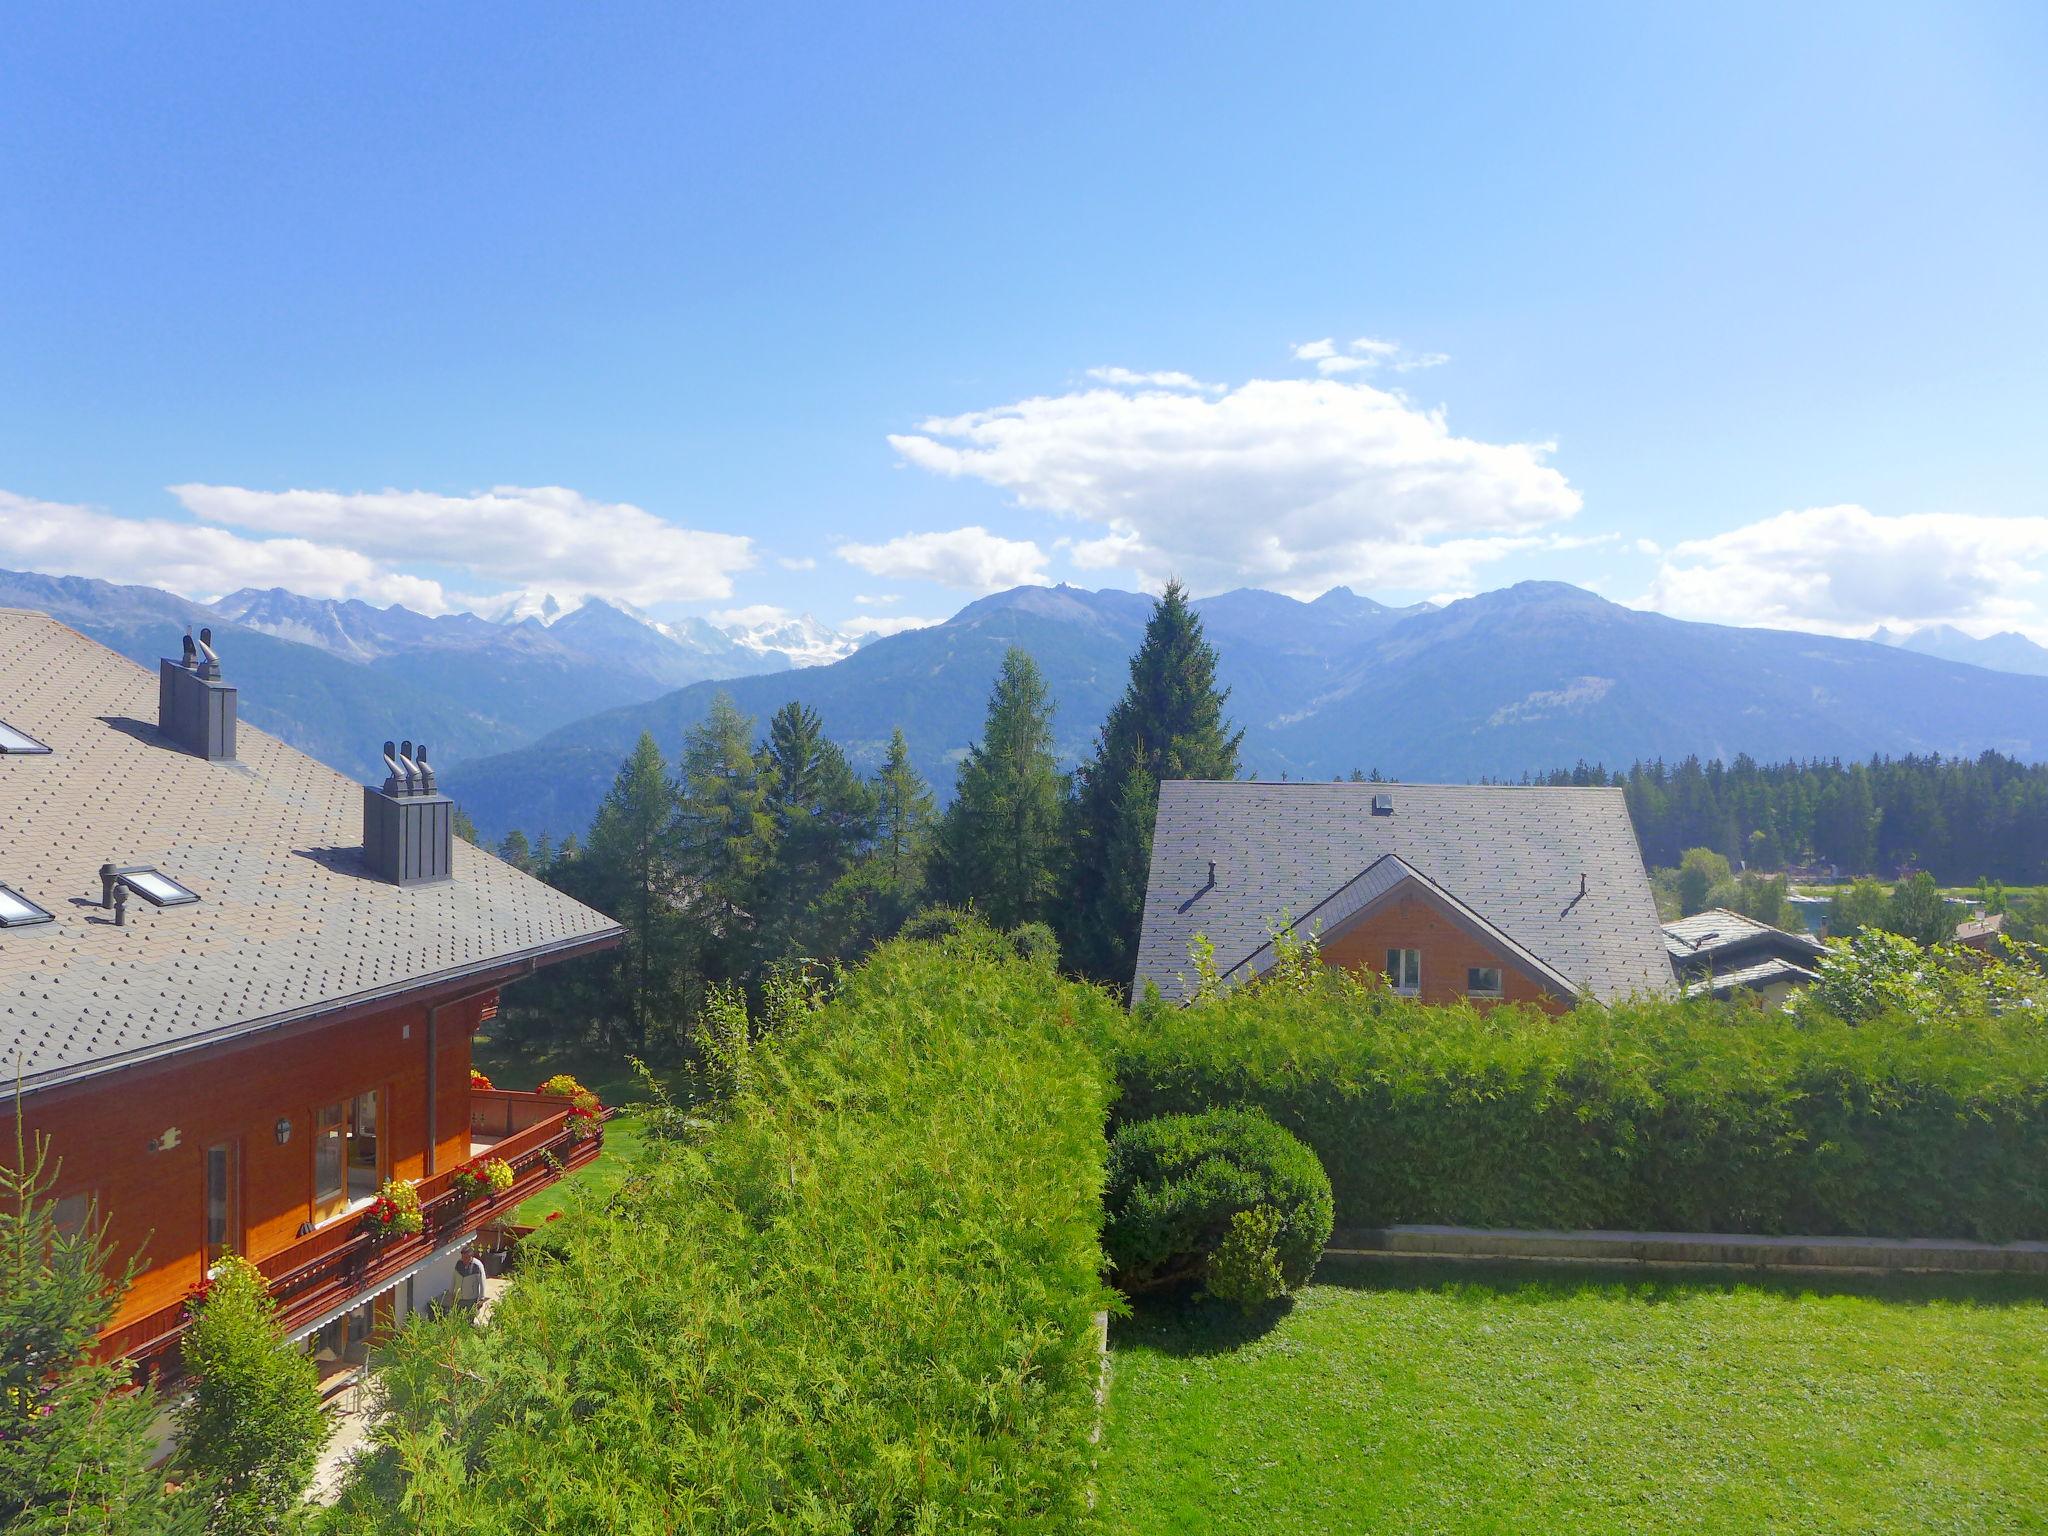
[546,1211,563,1222]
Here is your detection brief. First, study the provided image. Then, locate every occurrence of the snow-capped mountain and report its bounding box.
[715,610,868,668]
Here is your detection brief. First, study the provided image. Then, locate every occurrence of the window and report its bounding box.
[52,1191,94,1240]
[204,1142,240,1262]
[1467,966,1504,998]
[0,882,52,928]
[113,867,200,907]
[0,720,50,755]
[1385,948,1421,993]
[314,1091,383,1222]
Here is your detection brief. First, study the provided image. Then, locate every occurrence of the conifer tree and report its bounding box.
[581,732,692,1049]
[756,701,875,964]
[814,728,935,958]
[677,693,774,981]
[931,648,1067,930]
[1,1121,179,1534]
[173,1255,325,1534]
[1066,581,1241,983]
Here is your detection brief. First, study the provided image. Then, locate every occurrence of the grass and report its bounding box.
[1099,1259,2048,1535]
[469,1033,675,1223]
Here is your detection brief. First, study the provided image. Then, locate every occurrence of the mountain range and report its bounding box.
[11,563,2048,845]
[442,581,2048,841]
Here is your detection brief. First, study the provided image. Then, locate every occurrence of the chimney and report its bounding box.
[362,738,455,885]
[158,627,237,761]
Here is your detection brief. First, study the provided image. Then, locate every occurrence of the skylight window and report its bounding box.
[0,721,50,755]
[0,883,53,928]
[114,868,201,907]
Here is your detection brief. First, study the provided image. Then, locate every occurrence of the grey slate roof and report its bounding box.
[1681,956,1818,999]
[1662,908,1825,964]
[0,611,621,1096]
[1132,780,1673,1004]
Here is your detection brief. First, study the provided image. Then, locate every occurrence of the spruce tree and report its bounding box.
[814,728,935,958]
[581,732,692,1049]
[756,701,875,965]
[1,1121,179,1534]
[1066,580,1241,983]
[931,648,1066,930]
[677,693,775,982]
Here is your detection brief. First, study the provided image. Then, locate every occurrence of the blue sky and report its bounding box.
[3,2,2046,640]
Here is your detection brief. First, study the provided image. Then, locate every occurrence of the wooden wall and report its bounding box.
[14,990,488,1328]
[1319,894,1565,1011]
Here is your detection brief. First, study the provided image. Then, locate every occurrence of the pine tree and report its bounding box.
[676,692,775,982]
[1,1118,180,1534]
[755,702,875,965]
[814,729,935,959]
[173,1256,326,1534]
[931,648,1067,930]
[1066,581,1241,983]
[581,732,692,1049]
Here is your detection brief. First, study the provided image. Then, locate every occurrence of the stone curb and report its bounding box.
[1326,1224,2048,1275]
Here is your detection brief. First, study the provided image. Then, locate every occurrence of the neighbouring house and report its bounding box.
[1954,910,2007,953]
[0,610,621,1388]
[1662,908,1826,1004]
[1132,780,1672,1010]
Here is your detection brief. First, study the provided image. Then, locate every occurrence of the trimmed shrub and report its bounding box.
[331,922,1118,1532]
[1110,972,2048,1242]
[1206,1206,1289,1312]
[1103,1106,1333,1298]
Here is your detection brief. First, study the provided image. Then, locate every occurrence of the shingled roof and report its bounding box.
[0,610,621,1097]
[1133,780,1671,1004]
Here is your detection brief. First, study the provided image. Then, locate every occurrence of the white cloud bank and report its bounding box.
[169,483,753,609]
[888,372,1578,596]
[1642,505,2048,638]
[835,524,1050,592]
[0,488,452,609]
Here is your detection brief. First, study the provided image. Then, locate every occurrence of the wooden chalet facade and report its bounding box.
[0,610,620,1381]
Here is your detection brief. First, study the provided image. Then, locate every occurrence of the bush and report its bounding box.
[174,1255,326,1534]
[330,921,1119,1532]
[1110,969,2048,1242]
[1103,1106,1332,1299]
[1205,1206,1290,1312]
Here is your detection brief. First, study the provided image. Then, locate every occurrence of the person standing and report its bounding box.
[453,1246,487,1317]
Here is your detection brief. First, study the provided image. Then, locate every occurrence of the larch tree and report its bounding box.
[931,648,1067,931]
[1066,581,1241,985]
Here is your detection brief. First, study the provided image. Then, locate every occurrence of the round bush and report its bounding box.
[1103,1106,1334,1299]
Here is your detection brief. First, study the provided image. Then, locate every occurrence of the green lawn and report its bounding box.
[469,1035,675,1223]
[1099,1260,2048,1535]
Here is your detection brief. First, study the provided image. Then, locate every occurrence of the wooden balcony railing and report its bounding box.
[98,1091,602,1380]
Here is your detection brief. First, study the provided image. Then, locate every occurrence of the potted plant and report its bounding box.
[362,1177,423,1242]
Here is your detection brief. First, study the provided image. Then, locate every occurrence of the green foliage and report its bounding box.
[1103,1106,1332,1298]
[1676,847,1732,915]
[1067,582,1242,986]
[1801,927,2047,1024]
[0,1121,179,1535]
[676,691,776,982]
[580,731,694,1052]
[329,928,1119,1532]
[1886,870,1956,946]
[174,1255,325,1534]
[1202,1206,1290,1314]
[930,648,1068,931]
[1106,970,2048,1241]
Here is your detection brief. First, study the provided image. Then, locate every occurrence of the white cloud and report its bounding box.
[853,593,900,606]
[1316,355,1370,375]
[1394,352,1450,372]
[169,483,753,607]
[1350,337,1401,358]
[1085,366,1221,393]
[1291,339,1337,361]
[0,488,453,609]
[835,525,1051,592]
[840,613,941,639]
[778,555,818,571]
[1640,505,2048,637]
[708,603,796,628]
[889,374,1580,597]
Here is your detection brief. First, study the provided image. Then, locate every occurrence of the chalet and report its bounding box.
[1132,780,1671,1008]
[0,610,621,1385]
[1662,908,1826,1003]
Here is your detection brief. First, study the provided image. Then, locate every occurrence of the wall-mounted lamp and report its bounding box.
[274,1117,293,1145]
[147,1127,181,1153]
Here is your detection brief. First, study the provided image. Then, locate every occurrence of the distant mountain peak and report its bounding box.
[715,611,861,668]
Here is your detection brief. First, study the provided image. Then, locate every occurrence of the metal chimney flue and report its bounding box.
[158,627,237,761]
[364,733,455,885]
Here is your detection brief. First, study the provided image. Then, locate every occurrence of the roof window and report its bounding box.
[0,720,50,755]
[99,863,201,925]
[0,882,54,928]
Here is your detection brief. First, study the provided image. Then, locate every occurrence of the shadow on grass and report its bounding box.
[1116,1255,2048,1359]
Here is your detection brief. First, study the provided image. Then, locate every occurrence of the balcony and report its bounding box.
[99,1090,601,1380]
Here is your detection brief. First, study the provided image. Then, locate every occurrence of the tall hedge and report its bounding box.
[330,929,1117,1532]
[1110,981,2048,1242]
